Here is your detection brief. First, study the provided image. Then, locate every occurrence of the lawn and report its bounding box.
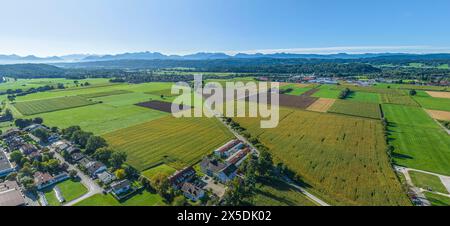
[43,179,88,206]
[409,171,448,194]
[311,85,342,99]
[233,107,410,206]
[424,192,450,206]
[345,91,381,103]
[13,96,96,115]
[381,94,419,106]
[74,190,166,206]
[142,164,177,179]
[103,115,234,171]
[382,104,450,175]
[328,100,381,119]
[251,177,317,206]
[28,103,168,135]
[280,84,314,96]
[413,96,450,112]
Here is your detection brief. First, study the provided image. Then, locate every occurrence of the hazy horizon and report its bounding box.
[1,0,450,57]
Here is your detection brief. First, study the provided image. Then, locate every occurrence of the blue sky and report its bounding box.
[1,0,449,56]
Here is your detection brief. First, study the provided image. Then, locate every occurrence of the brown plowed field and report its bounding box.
[135,100,191,113]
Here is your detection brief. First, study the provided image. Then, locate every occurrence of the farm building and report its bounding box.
[168,166,196,188]
[200,157,238,183]
[213,139,243,158]
[226,148,251,166]
[0,181,25,206]
[181,182,205,201]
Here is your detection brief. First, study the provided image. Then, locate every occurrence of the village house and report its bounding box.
[34,172,69,190]
[51,140,71,153]
[0,150,16,177]
[0,180,26,206]
[4,135,25,152]
[0,128,20,139]
[110,179,132,196]
[168,166,196,188]
[181,182,205,202]
[70,152,85,162]
[97,171,116,185]
[85,161,107,178]
[19,143,38,155]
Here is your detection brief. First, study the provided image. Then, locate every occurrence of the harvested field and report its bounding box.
[135,100,191,113]
[426,109,450,121]
[80,90,132,98]
[328,100,382,119]
[13,96,96,115]
[306,98,335,112]
[426,91,450,99]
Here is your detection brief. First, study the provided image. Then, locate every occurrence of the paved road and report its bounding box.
[394,166,431,206]
[396,166,450,193]
[52,150,103,206]
[203,100,330,206]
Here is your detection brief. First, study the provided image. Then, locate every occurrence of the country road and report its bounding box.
[52,150,103,206]
[202,97,331,206]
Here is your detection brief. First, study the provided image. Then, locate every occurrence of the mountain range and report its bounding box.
[2,51,450,64]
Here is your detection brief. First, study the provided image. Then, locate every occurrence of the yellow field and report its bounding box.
[306,98,336,112]
[426,109,450,121]
[426,91,450,99]
[233,107,410,206]
[103,115,234,171]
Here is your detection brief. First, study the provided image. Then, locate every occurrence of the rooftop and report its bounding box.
[0,150,13,171]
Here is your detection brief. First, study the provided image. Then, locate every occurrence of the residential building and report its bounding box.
[200,157,227,177]
[97,171,116,185]
[217,164,237,183]
[111,179,131,195]
[34,172,69,190]
[85,161,107,178]
[0,181,25,206]
[0,150,15,177]
[19,143,38,155]
[168,166,196,188]
[181,182,205,201]
[70,152,85,162]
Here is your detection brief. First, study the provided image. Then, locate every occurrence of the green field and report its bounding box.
[74,190,166,206]
[413,96,450,112]
[43,179,88,206]
[28,102,168,135]
[382,104,450,175]
[13,96,96,115]
[311,85,342,99]
[142,164,177,179]
[328,100,381,119]
[280,84,314,96]
[345,91,381,103]
[103,115,234,171]
[251,178,317,206]
[0,78,111,93]
[424,192,450,206]
[381,93,419,106]
[234,107,409,206]
[409,171,448,194]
